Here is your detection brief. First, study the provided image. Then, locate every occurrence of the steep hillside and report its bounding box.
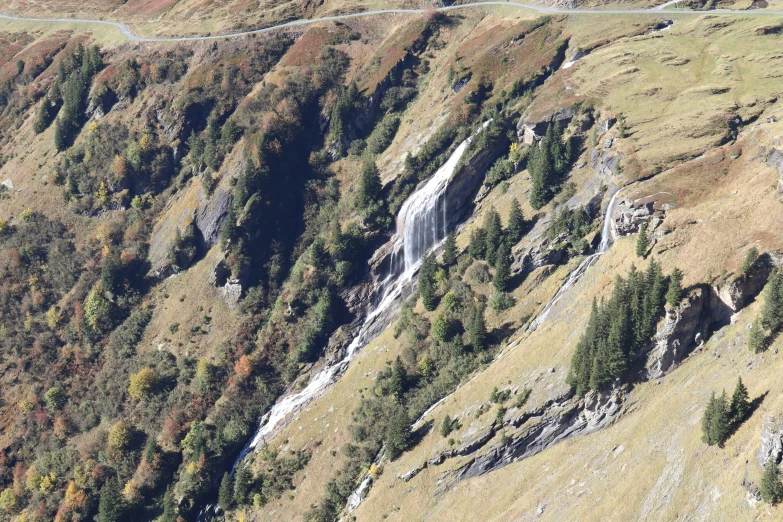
[1,5,783,522]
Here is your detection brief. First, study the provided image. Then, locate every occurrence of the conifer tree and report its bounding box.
[483,208,503,266]
[709,391,730,447]
[701,391,717,445]
[729,377,750,425]
[385,405,411,460]
[493,243,511,293]
[468,304,487,351]
[234,465,252,505]
[507,198,525,243]
[529,144,552,210]
[761,457,783,504]
[389,356,408,398]
[442,231,457,267]
[468,228,486,260]
[440,415,453,437]
[418,253,438,311]
[97,476,124,522]
[161,486,177,522]
[218,472,234,510]
[761,268,783,334]
[358,158,382,210]
[740,246,759,279]
[666,267,684,308]
[749,317,768,353]
[636,222,649,257]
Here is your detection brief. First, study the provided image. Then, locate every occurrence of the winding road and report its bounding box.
[0,1,782,43]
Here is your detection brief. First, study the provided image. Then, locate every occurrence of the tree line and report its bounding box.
[568,260,684,396]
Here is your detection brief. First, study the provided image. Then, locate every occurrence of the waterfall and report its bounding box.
[229,126,485,474]
[527,187,622,333]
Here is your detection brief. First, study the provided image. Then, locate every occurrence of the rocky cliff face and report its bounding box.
[432,385,626,492]
[643,287,708,380]
[757,414,783,468]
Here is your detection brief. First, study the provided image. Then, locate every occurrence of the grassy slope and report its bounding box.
[230,12,783,522]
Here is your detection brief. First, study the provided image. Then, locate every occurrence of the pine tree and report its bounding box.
[161,486,177,522]
[749,317,768,353]
[234,465,252,505]
[483,208,503,266]
[218,472,234,510]
[54,116,67,151]
[701,391,717,445]
[389,356,408,398]
[442,231,457,267]
[418,253,438,311]
[468,228,486,260]
[385,405,411,460]
[493,243,511,293]
[729,377,751,425]
[636,222,649,258]
[358,158,382,210]
[507,198,525,243]
[762,457,783,504]
[468,304,487,351]
[740,246,759,279]
[529,144,552,210]
[666,267,684,308]
[761,268,783,334]
[440,415,453,437]
[710,391,730,447]
[97,476,124,522]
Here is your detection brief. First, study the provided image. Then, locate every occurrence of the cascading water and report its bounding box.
[526,187,622,333]
[228,127,486,476]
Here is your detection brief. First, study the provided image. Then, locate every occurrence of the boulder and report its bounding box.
[644,287,708,380]
[757,414,783,468]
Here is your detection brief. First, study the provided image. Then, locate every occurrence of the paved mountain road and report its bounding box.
[0,1,780,43]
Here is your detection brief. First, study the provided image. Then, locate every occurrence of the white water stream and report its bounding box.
[231,128,485,472]
[526,188,622,333]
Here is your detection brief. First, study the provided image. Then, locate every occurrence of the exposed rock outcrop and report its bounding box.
[757,414,783,468]
[517,105,577,144]
[195,187,233,249]
[434,385,626,492]
[643,287,708,380]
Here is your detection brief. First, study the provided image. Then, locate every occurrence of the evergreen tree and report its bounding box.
[729,377,750,425]
[507,198,525,243]
[358,158,382,210]
[701,391,717,444]
[161,486,177,522]
[385,405,411,460]
[748,317,768,353]
[493,243,511,293]
[666,267,684,308]
[761,268,783,334]
[442,231,457,267]
[54,116,67,151]
[389,356,408,399]
[569,261,669,395]
[440,415,453,437]
[468,227,486,260]
[468,304,487,351]
[218,472,234,510]
[529,144,552,210]
[636,222,649,257]
[483,208,503,266]
[234,465,252,505]
[709,391,730,447]
[418,253,438,311]
[761,457,783,504]
[97,476,124,522]
[740,246,759,279]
